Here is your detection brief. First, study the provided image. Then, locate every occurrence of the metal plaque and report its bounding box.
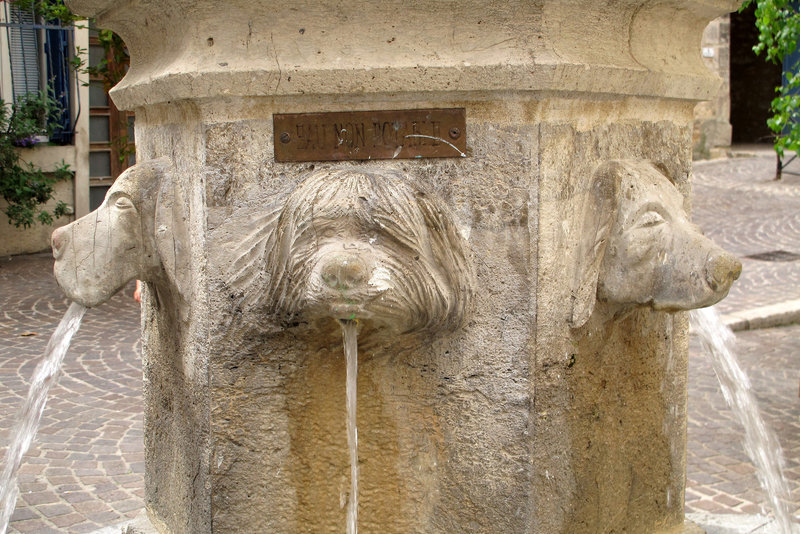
[273,108,466,162]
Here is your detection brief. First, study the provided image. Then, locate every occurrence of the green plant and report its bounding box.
[0,92,74,228]
[742,0,800,157]
[2,0,128,228]
[112,134,135,165]
[88,29,129,88]
[9,0,82,25]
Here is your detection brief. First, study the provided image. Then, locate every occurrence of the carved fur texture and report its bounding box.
[231,167,472,334]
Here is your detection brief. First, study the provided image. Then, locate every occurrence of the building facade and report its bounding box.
[0,1,90,256]
[694,6,793,159]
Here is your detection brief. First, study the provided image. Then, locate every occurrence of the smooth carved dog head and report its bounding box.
[253,167,472,334]
[570,160,741,328]
[51,158,186,307]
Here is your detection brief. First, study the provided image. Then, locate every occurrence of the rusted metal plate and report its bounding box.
[273,108,466,162]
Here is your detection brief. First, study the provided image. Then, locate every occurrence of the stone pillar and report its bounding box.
[64,1,743,532]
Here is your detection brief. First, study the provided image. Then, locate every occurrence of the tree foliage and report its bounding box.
[0,92,73,228]
[743,0,800,156]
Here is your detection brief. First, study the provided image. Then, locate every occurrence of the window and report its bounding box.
[3,1,75,144]
[87,20,134,208]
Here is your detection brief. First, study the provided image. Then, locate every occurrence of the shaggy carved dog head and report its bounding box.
[570,159,741,327]
[243,167,472,334]
[51,158,187,307]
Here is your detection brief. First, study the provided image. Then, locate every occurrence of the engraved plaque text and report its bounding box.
[273,108,466,162]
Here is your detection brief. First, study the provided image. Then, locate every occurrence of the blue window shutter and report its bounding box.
[5,3,74,143]
[46,27,73,143]
[7,5,41,102]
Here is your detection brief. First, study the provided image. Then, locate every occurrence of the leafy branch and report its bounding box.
[0,92,73,228]
[742,0,800,157]
[9,0,83,26]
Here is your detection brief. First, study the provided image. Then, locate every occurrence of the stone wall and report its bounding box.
[0,24,90,257]
[126,95,702,534]
[0,177,74,256]
[693,15,732,159]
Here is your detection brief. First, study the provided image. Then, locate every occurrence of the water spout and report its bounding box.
[341,320,359,534]
[0,302,87,534]
[690,307,796,533]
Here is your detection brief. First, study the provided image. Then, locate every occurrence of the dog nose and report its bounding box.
[320,253,368,290]
[705,251,742,291]
[51,227,67,260]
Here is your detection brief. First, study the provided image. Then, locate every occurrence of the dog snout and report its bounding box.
[320,252,368,291]
[51,226,68,260]
[705,251,742,291]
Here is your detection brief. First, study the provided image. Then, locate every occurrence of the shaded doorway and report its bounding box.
[730,4,783,144]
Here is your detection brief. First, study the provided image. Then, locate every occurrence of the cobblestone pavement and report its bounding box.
[692,154,800,316]
[685,324,800,520]
[0,254,144,533]
[0,154,798,532]
[687,153,800,523]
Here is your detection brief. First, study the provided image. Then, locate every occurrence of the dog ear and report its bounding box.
[154,164,192,303]
[223,203,282,311]
[649,160,677,184]
[414,189,474,331]
[569,161,621,328]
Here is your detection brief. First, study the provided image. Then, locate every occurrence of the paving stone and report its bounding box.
[712,494,743,507]
[692,155,800,317]
[20,491,59,506]
[72,500,112,515]
[11,519,52,533]
[38,502,73,517]
[0,252,143,534]
[85,510,121,524]
[97,489,131,503]
[69,522,104,533]
[113,499,144,513]
[687,324,800,518]
[9,508,37,521]
[61,491,94,504]
[692,500,730,513]
[50,512,87,528]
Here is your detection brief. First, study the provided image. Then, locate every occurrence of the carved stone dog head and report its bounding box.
[247,167,472,334]
[51,158,186,307]
[570,159,741,327]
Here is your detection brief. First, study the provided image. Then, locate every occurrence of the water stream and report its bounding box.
[341,320,359,534]
[0,302,87,534]
[690,307,796,533]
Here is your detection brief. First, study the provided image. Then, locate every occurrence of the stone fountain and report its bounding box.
[54,1,743,532]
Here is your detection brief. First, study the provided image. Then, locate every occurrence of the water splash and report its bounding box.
[690,307,796,533]
[0,302,87,533]
[341,320,359,534]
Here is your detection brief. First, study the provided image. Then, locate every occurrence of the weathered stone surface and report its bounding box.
[61,1,744,533]
[693,14,733,159]
[51,159,188,309]
[201,108,535,533]
[69,0,741,110]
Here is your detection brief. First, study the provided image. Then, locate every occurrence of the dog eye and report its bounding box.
[114,197,135,210]
[637,211,665,228]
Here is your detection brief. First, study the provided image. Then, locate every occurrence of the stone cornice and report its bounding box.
[67,0,743,109]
